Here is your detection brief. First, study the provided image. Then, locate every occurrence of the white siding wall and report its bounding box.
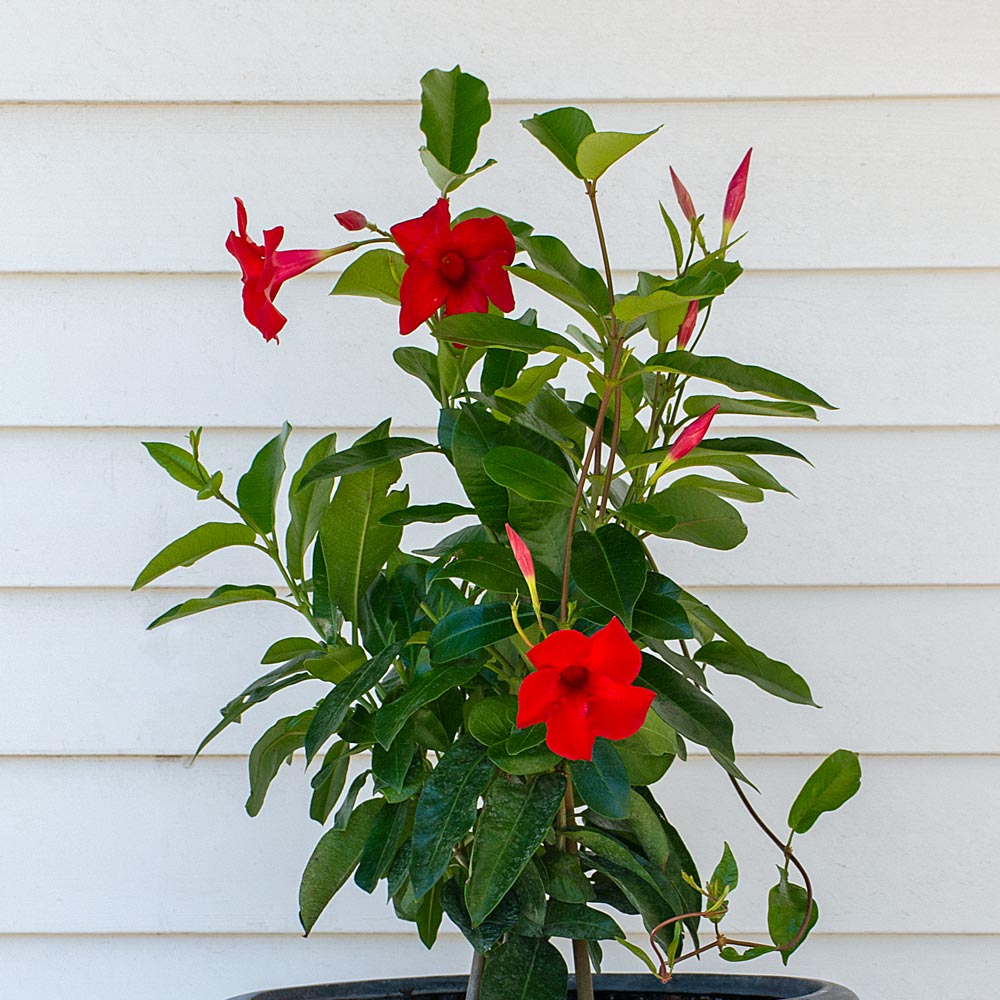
[1,3,998,998]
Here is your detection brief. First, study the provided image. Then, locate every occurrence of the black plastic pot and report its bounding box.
[228,973,859,1000]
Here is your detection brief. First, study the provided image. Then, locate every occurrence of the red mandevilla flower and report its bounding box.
[226,198,335,343]
[722,148,752,240]
[516,618,655,761]
[390,199,515,335]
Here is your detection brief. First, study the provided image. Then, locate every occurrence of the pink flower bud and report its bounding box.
[677,300,699,350]
[722,149,752,238]
[669,166,697,222]
[505,523,536,584]
[335,210,369,231]
[668,404,720,461]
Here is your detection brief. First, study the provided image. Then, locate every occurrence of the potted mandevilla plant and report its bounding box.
[134,67,861,1000]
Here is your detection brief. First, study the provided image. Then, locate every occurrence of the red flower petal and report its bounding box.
[585,617,642,683]
[391,198,451,262]
[225,229,263,283]
[241,285,287,343]
[271,247,333,284]
[587,679,655,742]
[527,629,590,672]
[668,404,720,461]
[467,253,515,313]
[397,262,448,334]
[451,215,515,264]
[543,693,597,761]
[515,669,561,728]
[443,280,489,317]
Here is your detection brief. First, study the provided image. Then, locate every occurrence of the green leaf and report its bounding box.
[647,352,834,408]
[570,524,647,628]
[512,860,547,936]
[768,868,819,963]
[672,474,765,504]
[132,522,258,589]
[420,147,496,195]
[419,65,491,175]
[483,446,577,506]
[519,234,610,314]
[720,944,776,962]
[695,641,818,706]
[495,356,567,406]
[410,735,496,898]
[712,842,739,892]
[467,697,518,747]
[702,436,811,464]
[480,935,568,1000]
[639,654,735,758]
[632,573,693,641]
[645,484,748,550]
[441,877,519,953]
[379,503,474,527]
[576,127,659,181]
[685,395,818,421]
[285,432,338,580]
[659,450,789,494]
[428,602,533,664]
[659,202,685,274]
[146,584,278,629]
[443,542,560,598]
[299,436,436,489]
[616,938,662,976]
[543,850,595,903]
[570,739,631,819]
[787,749,862,834]
[375,660,483,749]
[304,641,405,762]
[466,772,566,925]
[521,107,596,178]
[451,404,512,528]
[433,313,589,360]
[355,800,409,893]
[245,711,313,817]
[319,424,408,624]
[299,797,384,934]
[617,503,678,536]
[394,346,441,402]
[371,719,416,794]
[416,881,444,948]
[309,746,351,824]
[489,743,561,776]
[481,348,528,394]
[331,248,405,304]
[236,423,291,534]
[142,441,207,491]
[544,900,623,940]
[261,636,323,665]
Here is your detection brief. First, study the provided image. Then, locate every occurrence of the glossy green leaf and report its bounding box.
[659,202,685,273]
[132,522,258,590]
[299,797,384,934]
[639,654,735,758]
[410,735,496,898]
[521,107,595,177]
[394,346,441,402]
[503,724,547,756]
[434,313,589,359]
[419,65,491,174]
[375,660,482,749]
[672,474,765,504]
[309,746,351,824]
[787,749,862,834]
[711,842,739,892]
[146,584,278,629]
[380,502,475,526]
[441,878,519,954]
[570,739,631,819]
[355,801,409,893]
[331,248,405,304]
[416,881,444,948]
[420,147,496,195]
[299,436,436,489]
[720,944,776,962]
[617,503,677,536]
[261,636,324,665]
[467,696,518,748]
[428,602,533,664]
[466,772,566,925]
[489,743,561,776]
[495,356,567,406]
[576,127,659,181]
[285,432,338,579]
[544,900,624,940]
[543,851,595,903]
[480,935,568,1000]
[304,641,405,762]
[512,860,547,936]
[443,542,531,595]
[245,710,313,817]
[768,868,819,963]
[236,423,290,534]
[371,719,416,794]
[483,446,577,506]
[645,484,747,550]
[632,573,693,641]
[695,640,818,706]
[570,524,647,628]
[519,233,609,314]
[647,352,834,408]
[685,395,818,421]
[451,404,512,528]
[481,348,528,394]
[702,436,811,464]
[142,440,207,491]
[616,937,662,976]
[508,266,604,332]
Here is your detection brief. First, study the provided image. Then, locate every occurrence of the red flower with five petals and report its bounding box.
[390,199,515,335]
[516,618,655,761]
[226,197,335,343]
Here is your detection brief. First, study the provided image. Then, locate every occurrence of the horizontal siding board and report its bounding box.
[1,100,999,273]
[0,755,995,934]
[2,586,998,757]
[0,932,994,1000]
[2,0,999,101]
[1,426,998,589]
[2,269,999,429]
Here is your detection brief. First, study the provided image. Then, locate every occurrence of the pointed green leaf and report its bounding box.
[380,502,475,526]
[245,711,313,817]
[236,423,290,534]
[355,800,410,893]
[702,436,811,464]
[521,107,595,177]
[570,739,631,819]
[261,636,324,665]
[433,312,589,360]
[419,65,491,175]
[299,436,436,489]
[285,431,338,580]
[419,147,496,195]
[631,573,693,641]
[645,484,748,550]
[142,440,208,491]
[768,869,819,963]
[712,842,739,892]
[146,584,278,629]
[483,446,577,506]
[544,900,624,940]
[570,524,647,628]
[788,749,862,834]
[696,640,818,706]
[331,248,405,304]
[685,395,818,420]
[428,602,534,664]
[495,356,567,406]
[132,522,258,589]
[576,127,660,181]
[480,935,568,1000]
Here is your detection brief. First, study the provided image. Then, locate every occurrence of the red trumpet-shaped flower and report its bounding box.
[669,166,697,223]
[516,618,655,761]
[677,300,699,350]
[722,149,752,242]
[226,198,336,342]
[390,199,515,335]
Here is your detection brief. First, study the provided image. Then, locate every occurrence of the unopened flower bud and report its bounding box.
[722,149,752,241]
[335,210,369,232]
[677,300,699,349]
